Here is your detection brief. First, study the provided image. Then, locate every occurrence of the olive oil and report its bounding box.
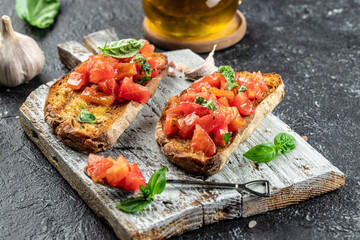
[142,0,238,37]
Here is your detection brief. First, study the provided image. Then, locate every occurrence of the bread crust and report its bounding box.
[155,73,284,175]
[45,53,169,153]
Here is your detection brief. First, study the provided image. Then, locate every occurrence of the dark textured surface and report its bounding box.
[0,0,359,239]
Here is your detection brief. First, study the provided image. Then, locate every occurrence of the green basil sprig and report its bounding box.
[78,105,97,123]
[237,85,247,93]
[194,96,217,111]
[117,166,167,213]
[134,53,153,84]
[15,0,60,29]
[222,132,233,145]
[217,65,238,90]
[98,39,145,59]
[243,133,296,162]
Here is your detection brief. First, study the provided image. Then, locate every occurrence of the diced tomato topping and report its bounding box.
[81,87,116,105]
[117,162,146,191]
[67,72,89,90]
[98,78,120,96]
[89,56,115,83]
[86,154,114,183]
[230,92,255,116]
[164,114,180,135]
[119,77,150,103]
[178,112,199,139]
[209,87,235,100]
[228,116,245,132]
[163,68,268,157]
[194,111,227,133]
[105,155,130,187]
[192,73,222,89]
[179,102,210,117]
[191,125,216,157]
[213,125,229,147]
[114,63,137,80]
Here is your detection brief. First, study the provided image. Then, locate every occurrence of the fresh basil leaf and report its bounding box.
[15,0,60,29]
[243,142,277,162]
[222,132,233,145]
[134,53,153,84]
[98,39,145,59]
[77,105,97,123]
[147,166,167,196]
[116,197,149,213]
[217,65,238,90]
[140,185,154,202]
[274,133,297,154]
[194,96,217,111]
[237,85,247,93]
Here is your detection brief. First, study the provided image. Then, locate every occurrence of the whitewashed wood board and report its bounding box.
[19,30,345,240]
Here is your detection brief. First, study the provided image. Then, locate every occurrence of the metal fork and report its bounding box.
[167,179,271,197]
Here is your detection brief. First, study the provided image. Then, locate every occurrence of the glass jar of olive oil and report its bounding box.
[142,0,239,37]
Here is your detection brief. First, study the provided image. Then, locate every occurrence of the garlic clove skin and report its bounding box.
[0,15,45,88]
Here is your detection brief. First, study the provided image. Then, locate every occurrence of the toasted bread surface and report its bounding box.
[45,53,168,152]
[155,72,284,175]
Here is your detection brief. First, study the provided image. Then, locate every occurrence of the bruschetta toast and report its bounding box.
[155,68,284,175]
[45,39,168,153]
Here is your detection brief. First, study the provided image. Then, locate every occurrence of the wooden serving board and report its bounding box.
[19,29,345,240]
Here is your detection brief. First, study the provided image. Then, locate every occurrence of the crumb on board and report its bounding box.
[301,136,308,141]
[248,220,257,228]
[265,128,272,133]
[169,61,175,67]
[176,63,186,71]
[170,71,176,77]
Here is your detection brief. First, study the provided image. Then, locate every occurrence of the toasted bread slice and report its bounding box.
[155,72,284,175]
[45,53,168,153]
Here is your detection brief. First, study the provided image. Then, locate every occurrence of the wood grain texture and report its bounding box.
[83,28,119,54]
[19,45,345,239]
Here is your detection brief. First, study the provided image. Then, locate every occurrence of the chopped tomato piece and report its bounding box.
[105,155,130,187]
[178,112,199,139]
[191,125,216,157]
[180,91,212,103]
[98,78,120,96]
[67,72,89,90]
[114,63,137,80]
[119,77,150,103]
[165,105,183,116]
[81,87,116,105]
[192,73,222,89]
[213,125,229,147]
[89,56,115,83]
[230,92,255,116]
[209,87,235,100]
[228,116,245,132]
[164,114,180,135]
[217,97,229,107]
[117,162,146,191]
[86,154,114,183]
[194,111,227,133]
[179,102,210,117]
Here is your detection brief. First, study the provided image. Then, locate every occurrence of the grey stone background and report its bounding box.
[0,0,359,239]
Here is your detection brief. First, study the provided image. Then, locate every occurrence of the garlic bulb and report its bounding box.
[0,15,45,87]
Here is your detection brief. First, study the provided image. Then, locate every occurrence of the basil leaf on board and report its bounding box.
[274,133,297,154]
[77,105,97,123]
[237,85,247,93]
[140,185,154,202]
[217,65,238,90]
[147,166,167,196]
[134,53,153,84]
[243,142,278,162]
[222,132,233,145]
[98,39,145,59]
[116,197,149,213]
[194,96,217,111]
[15,0,60,29]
